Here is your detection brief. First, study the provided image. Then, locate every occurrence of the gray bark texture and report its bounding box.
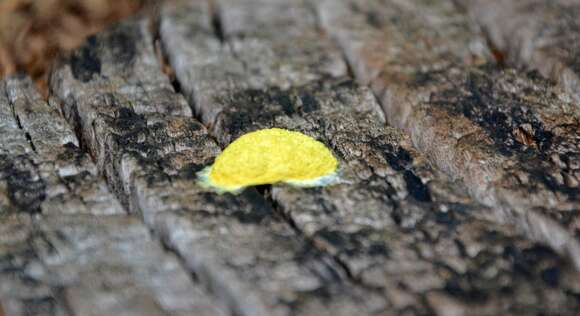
[0,0,579,315]
[0,76,223,316]
[455,0,580,104]
[317,0,580,270]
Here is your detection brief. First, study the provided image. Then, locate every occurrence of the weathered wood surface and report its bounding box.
[50,12,392,316]
[0,76,222,316]
[317,0,580,270]
[0,214,223,316]
[160,0,347,126]
[0,0,578,315]
[455,0,580,104]
[2,76,123,216]
[160,0,580,314]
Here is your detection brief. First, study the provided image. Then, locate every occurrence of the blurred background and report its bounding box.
[0,0,149,91]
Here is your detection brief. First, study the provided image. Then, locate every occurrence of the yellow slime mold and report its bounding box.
[198,128,339,193]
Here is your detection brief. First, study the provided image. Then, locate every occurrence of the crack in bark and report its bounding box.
[154,12,387,312]
[209,0,226,43]
[4,80,38,154]
[39,16,230,315]
[263,185,388,294]
[192,4,382,292]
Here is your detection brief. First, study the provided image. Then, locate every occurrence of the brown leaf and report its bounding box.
[0,0,150,94]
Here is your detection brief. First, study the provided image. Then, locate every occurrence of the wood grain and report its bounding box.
[0,0,578,315]
[1,69,220,316]
[317,0,580,271]
[456,0,580,104]
[159,0,580,314]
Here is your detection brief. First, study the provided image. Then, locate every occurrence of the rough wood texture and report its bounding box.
[50,13,392,316]
[0,213,222,316]
[216,0,347,87]
[204,77,580,315]
[456,0,580,104]
[0,76,223,316]
[160,0,347,125]
[160,0,580,314]
[0,0,577,314]
[2,75,123,216]
[317,0,580,271]
[317,0,490,86]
